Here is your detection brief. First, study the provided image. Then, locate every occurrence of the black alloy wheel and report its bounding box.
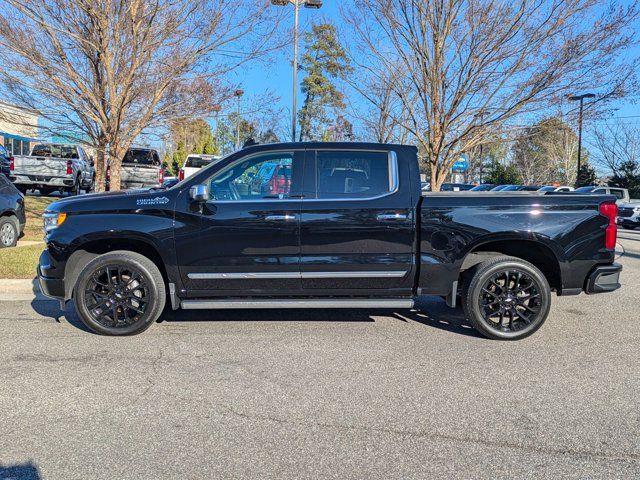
[74,251,166,335]
[462,256,551,340]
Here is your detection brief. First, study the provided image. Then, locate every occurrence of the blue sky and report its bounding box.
[227,0,639,141]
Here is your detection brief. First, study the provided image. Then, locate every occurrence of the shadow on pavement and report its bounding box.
[28,279,480,338]
[0,461,41,480]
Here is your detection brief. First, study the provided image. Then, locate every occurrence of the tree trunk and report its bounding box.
[107,148,124,191]
[94,137,108,193]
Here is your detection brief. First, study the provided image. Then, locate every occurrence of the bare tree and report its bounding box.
[589,122,640,177]
[346,63,411,144]
[0,0,281,190]
[343,0,639,191]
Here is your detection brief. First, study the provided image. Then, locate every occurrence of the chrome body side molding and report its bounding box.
[187,271,407,280]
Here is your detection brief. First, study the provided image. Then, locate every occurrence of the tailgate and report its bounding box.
[121,164,159,185]
[14,156,68,177]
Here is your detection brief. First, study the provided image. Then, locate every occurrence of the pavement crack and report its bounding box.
[214,404,640,463]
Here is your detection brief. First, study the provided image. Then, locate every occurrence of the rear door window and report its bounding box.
[610,189,625,199]
[314,150,393,199]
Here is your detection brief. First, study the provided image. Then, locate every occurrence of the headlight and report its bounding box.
[43,211,67,233]
[634,207,640,213]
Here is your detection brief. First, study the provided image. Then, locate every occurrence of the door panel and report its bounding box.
[299,149,415,295]
[176,150,304,297]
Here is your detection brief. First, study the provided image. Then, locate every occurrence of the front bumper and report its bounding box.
[585,263,622,294]
[37,250,65,300]
[617,212,640,227]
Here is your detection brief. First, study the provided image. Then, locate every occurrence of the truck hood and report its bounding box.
[45,189,175,213]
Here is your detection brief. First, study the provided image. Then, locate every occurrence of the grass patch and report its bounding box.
[0,244,42,279]
[22,196,56,241]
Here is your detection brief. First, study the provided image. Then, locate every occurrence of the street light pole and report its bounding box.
[292,0,300,142]
[234,89,244,150]
[271,0,322,142]
[568,93,595,187]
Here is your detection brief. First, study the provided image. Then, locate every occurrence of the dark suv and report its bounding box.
[0,174,25,248]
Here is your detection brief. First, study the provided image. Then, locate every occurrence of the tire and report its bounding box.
[0,216,19,248]
[71,177,81,196]
[461,256,551,340]
[73,251,166,336]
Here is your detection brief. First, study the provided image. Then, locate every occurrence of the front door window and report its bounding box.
[208,152,295,201]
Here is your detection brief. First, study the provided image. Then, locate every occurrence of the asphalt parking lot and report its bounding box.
[1,231,639,479]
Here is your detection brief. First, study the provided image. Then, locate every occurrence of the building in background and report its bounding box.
[0,100,39,155]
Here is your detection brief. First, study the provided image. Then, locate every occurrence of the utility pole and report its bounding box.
[270,0,323,142]
[568,93,595,186]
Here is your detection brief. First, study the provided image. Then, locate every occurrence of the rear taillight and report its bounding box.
[179,169,184,181]
[66,160,72,175]
[599,201,618,250]
[158,168,164,184]
[9,156,14,171]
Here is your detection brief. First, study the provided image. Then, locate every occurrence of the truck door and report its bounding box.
[175,149,305,297]
[299,148,416,296]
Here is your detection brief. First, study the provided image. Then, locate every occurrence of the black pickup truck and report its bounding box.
[37,142,622,339]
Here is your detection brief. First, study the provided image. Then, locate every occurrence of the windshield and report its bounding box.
[501,185,521,191]
[538,186,555,192]
[575,186,596,193]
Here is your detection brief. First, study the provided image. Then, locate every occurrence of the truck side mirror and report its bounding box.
[189,184,208,202]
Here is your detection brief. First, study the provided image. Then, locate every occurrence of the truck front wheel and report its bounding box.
[73,251,166,336]
[461,256,551,340]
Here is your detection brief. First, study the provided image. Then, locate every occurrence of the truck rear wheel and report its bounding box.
[461,256,551,340]
[73,251,166,336]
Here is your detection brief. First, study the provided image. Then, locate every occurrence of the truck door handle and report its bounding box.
[377,213,408,221]
[265,214,297,221]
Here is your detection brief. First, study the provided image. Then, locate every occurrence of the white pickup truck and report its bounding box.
[9,143,95,196]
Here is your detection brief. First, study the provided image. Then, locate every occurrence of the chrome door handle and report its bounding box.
[377,213,408,221]
[265,214,297,221]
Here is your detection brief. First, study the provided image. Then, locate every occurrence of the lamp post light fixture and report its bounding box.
[234,89,244,150]
[271,0,323,142]
[567,93,595,187]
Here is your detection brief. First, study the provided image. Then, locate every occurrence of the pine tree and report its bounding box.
[298,23,351,141]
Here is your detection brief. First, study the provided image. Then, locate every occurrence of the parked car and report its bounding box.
[106,148,163,191]
[538,186,575,192]
[0,144,12,178]
[470,184,496,191]
[490,185,515,191]
[9,143,94,196]
[38,142,622,340]
[617,201,640,230]
[575,186,631,204]
[440,182,475,191]
[0,174,25,248]
[179,154,222,181]
[162,177,179,189]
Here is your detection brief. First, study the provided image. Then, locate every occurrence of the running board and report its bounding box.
[180,299,414,310]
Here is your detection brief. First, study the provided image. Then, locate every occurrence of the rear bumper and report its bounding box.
[585,263,622,294]
[11,174,74,188]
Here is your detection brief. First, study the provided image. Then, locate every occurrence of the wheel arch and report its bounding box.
[459,236,563,293]
[64,237,170,300]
